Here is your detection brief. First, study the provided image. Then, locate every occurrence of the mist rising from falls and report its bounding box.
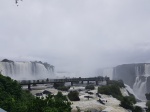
[0,61,54,80]
[102,68,113,80]
[133,64,150,100]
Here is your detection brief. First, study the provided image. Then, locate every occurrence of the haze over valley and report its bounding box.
[1,0,150,111]
[1,0,150,74]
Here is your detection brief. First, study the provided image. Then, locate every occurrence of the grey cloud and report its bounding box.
[0,0,150,73]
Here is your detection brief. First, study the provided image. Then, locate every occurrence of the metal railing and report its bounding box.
[18,76,109,85]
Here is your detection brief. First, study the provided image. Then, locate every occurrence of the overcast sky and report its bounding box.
[0,0,150,72]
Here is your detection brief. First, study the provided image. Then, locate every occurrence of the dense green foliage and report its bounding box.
[53,82,70,91]
[0,74,71,112]
[107,80,125,88]
[53,82,65,89]
[68,91,80,101]
[146,93,150,100]
[0,74,33,112]
[85,85,95,90]
[120,96,137,111]
[147,101,150,108]
[146,101,150,112]
[28,92,71,112]
[133,106,142,112]
[57,86,70,91]
[98,84,122,100]
[98,80,138,111]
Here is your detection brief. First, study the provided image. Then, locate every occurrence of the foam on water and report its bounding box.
[133,64,150,100]
[125,84,139,99]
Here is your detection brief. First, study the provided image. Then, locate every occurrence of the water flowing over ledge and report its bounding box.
[0,60,54,80]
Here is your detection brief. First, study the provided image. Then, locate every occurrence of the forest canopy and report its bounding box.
[0,74,71,112]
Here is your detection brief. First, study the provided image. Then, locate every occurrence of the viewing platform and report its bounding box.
[17,76,110,90]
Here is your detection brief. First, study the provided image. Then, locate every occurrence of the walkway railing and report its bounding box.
[17,76,110,85]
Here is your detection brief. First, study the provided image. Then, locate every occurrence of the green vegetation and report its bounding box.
[57,86,70,91]
[85,85,95,90]
[107,80,125,88]
[27,92,71,112]
[0,74,71,112]
[53,82,70,91]
[68,91,80,101]
[146,101,150,112]
[120,96,137,111]
[53,82,65,89]
[98,84,122,100]
[98,80,138,111]
[133,106,142,112]
[145,93,150,112]
[146,93,150,100]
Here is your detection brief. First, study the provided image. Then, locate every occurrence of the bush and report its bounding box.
[53,82,65,89]
[28,92,71,112]
[146,93,150,100]
[120,96,134,110]
[68,91,80,101]
[107,80,125,88]
[146,101,150,110]
[85,85,95,90]
[133,106,142,112]
[98,85,122,100]
[57,86,70,91]
[98,80,137,111]
[120,96,137,111]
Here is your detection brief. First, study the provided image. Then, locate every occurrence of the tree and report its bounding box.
[133,106,142,112]
[120,96,134,110]
[85,85,95,90]
[53,82,65,89]
[146,93,150,100]
[28,93,71,112]
[120,96,137,111]
[68,91,80,101]
[146,101,150,111]
[57,86,70,91]
[0,74,72,112]
[98,84,122,100]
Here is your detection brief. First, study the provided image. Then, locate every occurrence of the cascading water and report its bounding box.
[133,64,150,100]
[0,61,54,80]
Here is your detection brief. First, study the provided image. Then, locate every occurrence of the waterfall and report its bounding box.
[133,64,150,100]
[0,61,54,80]
[125,84,139,99]
[145,64,150,76]
[133,77,147,100]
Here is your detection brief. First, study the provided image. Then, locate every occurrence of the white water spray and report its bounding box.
[133,64,150,100]
[0,61,54,80]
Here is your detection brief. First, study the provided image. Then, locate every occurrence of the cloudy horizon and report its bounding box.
[1,0,150,73]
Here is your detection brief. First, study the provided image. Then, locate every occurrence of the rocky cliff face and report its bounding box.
[113,64,145,87]
[113,63,150,100]
[0,59,54,80]
[146,76,150,93]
